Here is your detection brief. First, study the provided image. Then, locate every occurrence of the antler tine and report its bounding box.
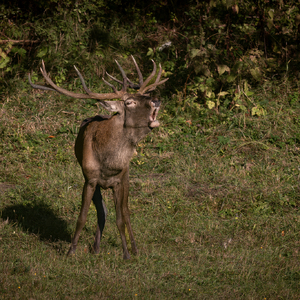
[131,55,143,86]
[106,72,123,85]
[106,72,139,90]
[147,63,163,92]
[126,77,140,90]
[102,77,118,93]
[38,60,91,99]
[28,73,57,92]
[114,60,128,92]
[138,60,157,94]
[73,65,122,97]
[74,65,93,94]
[140,78,169,94]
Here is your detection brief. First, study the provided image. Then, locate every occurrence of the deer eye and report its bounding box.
[125,100,136,107]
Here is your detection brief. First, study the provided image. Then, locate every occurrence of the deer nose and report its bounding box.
[151,99,161,108]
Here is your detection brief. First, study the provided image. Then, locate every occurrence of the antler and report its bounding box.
[28,60,128,100]
[28,57,168,100]
[106,55,169,95]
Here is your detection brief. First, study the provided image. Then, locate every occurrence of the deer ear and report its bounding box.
[98,100,124,112]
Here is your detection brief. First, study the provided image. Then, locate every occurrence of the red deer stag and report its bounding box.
[29,56,168,259]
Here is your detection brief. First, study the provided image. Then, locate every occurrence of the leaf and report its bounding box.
[244,80,249,93]
[206,90,212,98]
[37,48,48,58]
[163,71,173,77]
[4,42,13,53]
[17,48,27,57]
[191,48,200,58]
[0,55,10,69]
[30,72,38,83]
[206,100,215,109]
[239,104,247,111]
[147,48,154,57]
[210,0,217,7]
[218,91,228,97]
[95,50,104,58]
[195,65,211,77]
[207,44,216,51]
[245,91,254,97]
[217,64,230,75]
[226,0,235,9]
[203,67,211,77]
[267,19,273,30]
[226,75,236,82]
[0,48,7,59]
[252,105,266,116]
[233,4,239,14]
[250,67,262,81]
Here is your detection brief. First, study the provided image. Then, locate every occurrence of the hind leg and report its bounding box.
[68,181,96,256]
[92,184,107,254]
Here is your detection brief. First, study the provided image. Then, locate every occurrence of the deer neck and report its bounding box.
[122,126,151,147]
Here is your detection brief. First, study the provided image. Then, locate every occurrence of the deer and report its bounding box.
[28,56,168,260]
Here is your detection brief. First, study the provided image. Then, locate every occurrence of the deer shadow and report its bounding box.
[1,200,71,245]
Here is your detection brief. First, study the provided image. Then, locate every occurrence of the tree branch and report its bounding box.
[0,39,39,45]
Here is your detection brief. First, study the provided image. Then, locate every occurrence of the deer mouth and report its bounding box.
[149,107,160,128]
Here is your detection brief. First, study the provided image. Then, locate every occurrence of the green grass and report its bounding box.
[1,79,300,299]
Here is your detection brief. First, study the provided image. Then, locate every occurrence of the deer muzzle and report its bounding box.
[149,99,161,128]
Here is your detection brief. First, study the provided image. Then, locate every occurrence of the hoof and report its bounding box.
[67,247,76,257]
[92,246,100,254]
[123,253,131,260]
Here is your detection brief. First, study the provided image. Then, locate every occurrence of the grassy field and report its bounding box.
[1,77,300,299]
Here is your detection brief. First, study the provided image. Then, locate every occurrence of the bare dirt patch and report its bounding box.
[0,182,16,192]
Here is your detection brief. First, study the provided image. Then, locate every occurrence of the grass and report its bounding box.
[0,78,300,299]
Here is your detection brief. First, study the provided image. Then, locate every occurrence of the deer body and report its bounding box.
[29,57,167,259]
[76,115,137,186]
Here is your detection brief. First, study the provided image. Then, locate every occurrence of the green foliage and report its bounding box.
[1,0,299,109]
[158,0,300,118]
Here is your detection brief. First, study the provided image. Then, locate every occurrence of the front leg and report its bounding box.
[113,169,138,260]
[121,170,138,256]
